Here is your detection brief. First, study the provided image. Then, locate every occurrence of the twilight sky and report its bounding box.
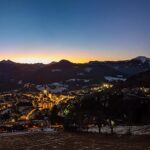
[0,0,150,63]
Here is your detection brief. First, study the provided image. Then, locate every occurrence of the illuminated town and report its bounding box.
[0,82,114,127]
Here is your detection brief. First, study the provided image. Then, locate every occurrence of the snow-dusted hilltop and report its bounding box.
[132,56,150,64]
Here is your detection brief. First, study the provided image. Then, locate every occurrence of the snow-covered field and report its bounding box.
[0,125,150,137]
[0,128,55,137]
[83,125,150,135]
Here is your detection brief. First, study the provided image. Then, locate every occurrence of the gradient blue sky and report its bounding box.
[0,0,150,63]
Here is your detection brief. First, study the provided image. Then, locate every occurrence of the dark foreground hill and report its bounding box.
[0,132,149,150]
[125,70,150,87]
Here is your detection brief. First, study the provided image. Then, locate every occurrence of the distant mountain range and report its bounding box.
[90,56,150,76]
[0,56,150,90]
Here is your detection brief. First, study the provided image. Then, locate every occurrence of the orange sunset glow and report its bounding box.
[0,47,139,64]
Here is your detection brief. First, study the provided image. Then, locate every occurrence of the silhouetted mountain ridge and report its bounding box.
[0,56,150,90]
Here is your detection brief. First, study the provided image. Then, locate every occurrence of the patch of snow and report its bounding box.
[0,131,32,137]
[82,125,150,135]
[84,79,90,83]
[77,73,84,76]
[50,82,62,86]
[1,108,11,115]
[84,67,92,73]
[134,56,150,63]
[50,87,67,93]
[51,69,62,72]
[117,75,123,78]
[24,83,30,88]
[36,85,44,91]
[43,128,55,132]
[104,76,126,82]
[67,79,90,83]
[67,79,76,82]
[0,128,55,137]
[36,85,42,88]
[18,80,23,85]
